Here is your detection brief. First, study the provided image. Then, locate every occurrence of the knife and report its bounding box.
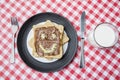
[80,11,86,68]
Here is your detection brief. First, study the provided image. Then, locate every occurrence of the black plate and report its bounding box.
[17,12,77,72]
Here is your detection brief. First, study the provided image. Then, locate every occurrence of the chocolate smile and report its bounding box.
[39,43,57,54]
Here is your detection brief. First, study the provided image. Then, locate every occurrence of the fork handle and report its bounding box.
[10,34,15,63]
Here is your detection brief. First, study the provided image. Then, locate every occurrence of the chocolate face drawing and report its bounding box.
[34,26,60,56]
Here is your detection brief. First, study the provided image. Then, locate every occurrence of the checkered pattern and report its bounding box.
[0,0,120,80]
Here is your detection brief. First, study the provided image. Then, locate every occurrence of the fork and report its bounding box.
[10,17,18,63]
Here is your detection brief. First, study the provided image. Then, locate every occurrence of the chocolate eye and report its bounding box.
[52,33,56,39]
[40,33,46,40]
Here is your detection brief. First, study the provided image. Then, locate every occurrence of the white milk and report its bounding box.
[87,23,119,47]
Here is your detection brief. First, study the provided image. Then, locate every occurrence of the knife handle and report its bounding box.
[80,38,85,68]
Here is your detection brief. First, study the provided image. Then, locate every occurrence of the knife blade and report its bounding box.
[80,11,86,68]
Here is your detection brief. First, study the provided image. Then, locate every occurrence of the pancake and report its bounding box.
[29,20,69,59]
[34,26,61,56]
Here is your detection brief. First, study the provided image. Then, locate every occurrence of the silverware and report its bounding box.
[80,11,86,68]
[10,17,18,63]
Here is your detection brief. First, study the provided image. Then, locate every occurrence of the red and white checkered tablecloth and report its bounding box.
[0,0,120,80]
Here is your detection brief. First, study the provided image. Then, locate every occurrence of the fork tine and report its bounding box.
[11,17,14,25]
[15,18,18,26]
[11,17,18,26]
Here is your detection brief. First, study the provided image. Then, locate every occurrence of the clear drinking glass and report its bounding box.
[87,23,119,48]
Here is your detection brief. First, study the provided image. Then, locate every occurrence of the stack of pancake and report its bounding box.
[29,20,69,60]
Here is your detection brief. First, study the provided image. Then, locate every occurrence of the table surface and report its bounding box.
[0,0,120,80]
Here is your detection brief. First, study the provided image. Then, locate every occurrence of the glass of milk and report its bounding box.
[87,23,119,48]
